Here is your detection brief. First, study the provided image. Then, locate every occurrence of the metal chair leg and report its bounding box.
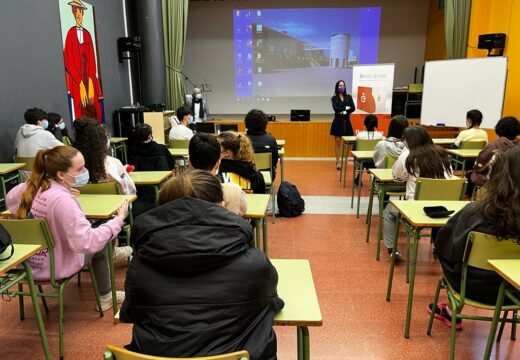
[38,285,49,314]
[427,278,443,335]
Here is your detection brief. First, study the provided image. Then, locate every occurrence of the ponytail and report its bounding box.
[16,146,79,219]
[236,134,255,163]
[16,149,51,219]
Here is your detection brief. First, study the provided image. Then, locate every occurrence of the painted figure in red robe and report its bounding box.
[63,0,102,120]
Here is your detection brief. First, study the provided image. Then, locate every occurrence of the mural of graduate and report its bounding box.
[59,0,104,122]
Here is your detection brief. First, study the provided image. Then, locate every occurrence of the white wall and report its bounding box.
[184,0,429,115]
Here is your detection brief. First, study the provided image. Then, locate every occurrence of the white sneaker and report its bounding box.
[98,291,125,312]
[113,246,133,264]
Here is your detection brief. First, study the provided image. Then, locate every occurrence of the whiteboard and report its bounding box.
[421,57,507,129]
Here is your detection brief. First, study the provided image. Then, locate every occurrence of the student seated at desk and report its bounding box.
[169,106,194,141]
[130,123,175,171]
[189,133,247,215]
[121,170,284,359]
[6,146,129,311]
[356,114,384,140]
[218,131,266,194]
[73,117,137,196]
[46,112,71,142]
[245,109,279,180]
[470,116,520,188]
[373,115,409,168]
[454,109,488,148]
[383,126,454,258]
[430,146,520,328]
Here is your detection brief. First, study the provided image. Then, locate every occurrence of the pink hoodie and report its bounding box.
[6,181,123,281]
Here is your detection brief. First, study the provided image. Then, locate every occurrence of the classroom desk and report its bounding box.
[340,136,356,184]
[276,139,285,147]
[484,259,520,359]
[79,194,137,314]
[365,169,406,260]
[386,200,470,338]
[0,163,25,210]
[130,171,173,199]
[110,137,129,164]
[114,259,322,360]
[0,244,51,359]
[244,193,270,254]
[447,149,480,174]
[272,259,322,360]
[350,151,375,217]
[169,148,189,157]
[432,138,456,147]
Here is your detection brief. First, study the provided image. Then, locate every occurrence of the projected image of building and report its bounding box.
[251,23,329,73]
[330,33,351,68]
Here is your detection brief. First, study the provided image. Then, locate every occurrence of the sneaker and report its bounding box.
[98,291,125,312]
[353,176,362,186]
[428,303,463,330]
[386,247,401,261]
[336,162,341,170]
[113,246,133,264]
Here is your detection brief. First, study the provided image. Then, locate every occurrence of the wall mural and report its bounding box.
[59,0,104,122]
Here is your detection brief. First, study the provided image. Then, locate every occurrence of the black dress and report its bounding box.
[330,94,356,137]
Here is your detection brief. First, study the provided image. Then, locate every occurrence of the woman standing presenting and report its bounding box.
[330,80,356,169]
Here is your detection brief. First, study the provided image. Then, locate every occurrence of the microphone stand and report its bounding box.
[165,65,197,95]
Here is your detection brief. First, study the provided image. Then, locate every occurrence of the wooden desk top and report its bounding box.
[342,136,357,143]
[114,258,322,327]
[447,149,481,158]
[272,259,322,326]
[391,200,470,228]
[351,150,374,159]
[78,194,137,219]
[169,148,189,157]
[260,171,272,186]
[488,260,520,291]
[432,138,456,145]
[369,169,396,183]
[243,194,270,219]
[110,137,128,144]
[0,163,26,175]
[0,244,42,276]
[279,148,285,156]
[130,171,173,185]
[276,140,285,147]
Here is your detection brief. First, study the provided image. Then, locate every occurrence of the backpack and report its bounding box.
[0,224,14,262]
[277,181,305,218]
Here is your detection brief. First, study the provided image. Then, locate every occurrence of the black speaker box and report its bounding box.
[118,37,142,52]
[478,33,506,50]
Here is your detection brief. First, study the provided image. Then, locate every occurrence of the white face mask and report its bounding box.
[196,93,202,99]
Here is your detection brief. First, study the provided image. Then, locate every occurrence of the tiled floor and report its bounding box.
[0,159,518,359]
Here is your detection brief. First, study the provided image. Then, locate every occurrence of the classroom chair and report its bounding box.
[169,139,191,149]
[404,83,423,118]
[254,152,275,224]
[383,154,398,168]
[103,345,249,360]
[459,140,486,150]
[351,138,381,217]
[427,232,520,360]
[13,155,36,182]
[0,218,103,360]
[62,136,72,146]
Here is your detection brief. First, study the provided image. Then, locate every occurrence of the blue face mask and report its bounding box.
[67,170,89,188]
[42,120,49,130]
[58,122,66,130]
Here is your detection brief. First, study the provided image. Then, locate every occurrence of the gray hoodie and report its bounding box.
[373,137,405,168]
[14,124,63,179]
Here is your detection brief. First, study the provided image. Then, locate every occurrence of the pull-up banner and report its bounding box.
[351,63,395,114]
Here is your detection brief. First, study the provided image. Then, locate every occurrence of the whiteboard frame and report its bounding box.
[420,56,508,128]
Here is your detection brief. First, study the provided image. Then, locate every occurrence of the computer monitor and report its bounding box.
[290,109,310,121]
[218,124,239,132]
[195,122,216,134]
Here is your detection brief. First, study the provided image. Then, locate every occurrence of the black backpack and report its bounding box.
[0,224,14,262]
[277,181,305,218]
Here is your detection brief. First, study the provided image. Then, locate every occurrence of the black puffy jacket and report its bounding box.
[121,197,284,359]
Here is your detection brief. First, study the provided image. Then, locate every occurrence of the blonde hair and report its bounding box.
[157,169,224,206]
[217,131,255,163]
[16,146,79,219]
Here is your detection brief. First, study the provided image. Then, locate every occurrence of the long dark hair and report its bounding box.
[387,115,409,139]
[73,117,107,183]
[332,80,346,98]
[403,126,452,178]
[466,109,483,129]
[479,146,520,243]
